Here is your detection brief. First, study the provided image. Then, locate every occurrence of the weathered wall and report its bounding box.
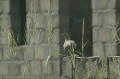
[0,0,10,45]
[0,0,119,79]
[0,0,60,79]
[92,0,117,56]
[62,56,120,79]
[0,46,61,79]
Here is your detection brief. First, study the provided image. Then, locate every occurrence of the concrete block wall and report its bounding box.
[26,0,60,66]
[62,56,120,78]
[0,46,60,79]
[26,0,60,78]
[92,0,117,56]
[0,0,61,79]
[0,0,10,45]
[0,0,119,78]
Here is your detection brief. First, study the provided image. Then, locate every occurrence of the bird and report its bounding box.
[61,33,77,53]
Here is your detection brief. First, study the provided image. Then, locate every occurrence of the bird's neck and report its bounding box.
[65,37,70,41]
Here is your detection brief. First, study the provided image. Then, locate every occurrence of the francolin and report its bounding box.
[62,33,77,52]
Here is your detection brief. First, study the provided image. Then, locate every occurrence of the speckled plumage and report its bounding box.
[62,33,77,52]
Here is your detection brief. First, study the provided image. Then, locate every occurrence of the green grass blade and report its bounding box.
[45,55,51,79]
[0,76,2,79]
[84,71,91,79]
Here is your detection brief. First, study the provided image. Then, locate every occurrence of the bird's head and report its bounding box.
[61,33,68,36]
[61,33,70,40]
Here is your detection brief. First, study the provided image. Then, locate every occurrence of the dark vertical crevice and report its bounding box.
[116,0,120,56]
[20,0,26,45]
[59,0,70,77]
[10,0,26,45]
[107,57,110,79]
[69,0,92,56]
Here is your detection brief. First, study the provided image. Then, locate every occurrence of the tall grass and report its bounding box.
[82,18,85,57]
[1,23,18,61]
[0,0,53,78]
[43,0,53,79]
[27,0,53,79]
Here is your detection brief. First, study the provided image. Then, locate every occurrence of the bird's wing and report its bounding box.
[64,40,77,51]
[70,40,77,49]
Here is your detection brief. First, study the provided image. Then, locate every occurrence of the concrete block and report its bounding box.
[92,12,103,26]
[103,12,116,26]
[20,61,31,75]
[52,60,60,76]
[92,0,108,10]
[14,47,24,60]
[108,0,115,9]
[26,13,44,29]
[52,14,59,28]
[42,61,52,75]
[49,45,60,60]
[105,44,117,56]
[75,57,107,78]
[24,47,35,60]
[92,29,98,43]
[35,46,48,60]
[3,47,24,60]
[62,56,107,79]
[0,15,11,28]
[40,30,46,43]
[2,0,10,14]
[51,0,59,12]
[99,28,109,42]
[108,56,120,78]
[93,44,104,56]
[62,56,72,79]
[0,1,2,13]
[40,0,50,12]
[29,30,42,44]
[26,0,40,13]
[0,31,8,45]
[0,62,9,75]
[31,61,42,75]
[40,0,58,12]
[52,29,60,44]
[44,14,59,28]
[42,31,50,44]
[3,48,11,60]
[92,0,115,10]
[9,63,20,75]
[108,28,116,42]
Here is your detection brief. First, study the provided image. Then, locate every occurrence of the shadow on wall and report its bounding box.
[69,0,92,57]
[59,0,92,76]
[116,0,120,56]
[10,0,26,45]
